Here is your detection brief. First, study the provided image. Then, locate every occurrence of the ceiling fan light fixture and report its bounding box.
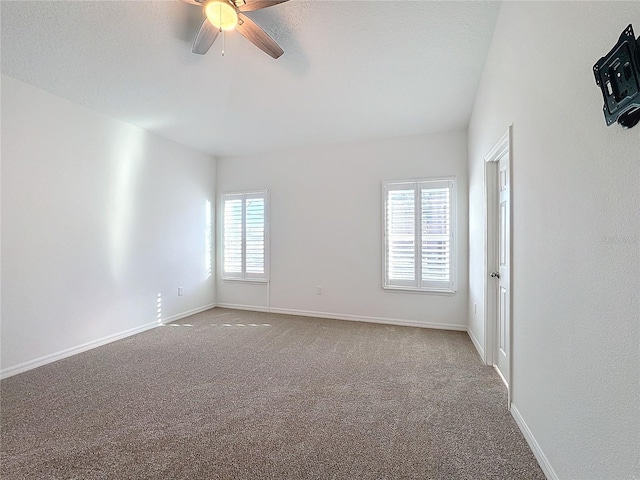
[205,0,238,31]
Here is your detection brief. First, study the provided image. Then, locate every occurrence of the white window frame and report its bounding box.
[221,190,269,282]
[382,178,457,294]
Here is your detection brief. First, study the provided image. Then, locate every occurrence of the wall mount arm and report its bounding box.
[593,24,640,129]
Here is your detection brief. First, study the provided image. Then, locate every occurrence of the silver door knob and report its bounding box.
[490,272,500,278]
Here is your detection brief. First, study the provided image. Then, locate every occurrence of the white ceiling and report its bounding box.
[1,0,501,157]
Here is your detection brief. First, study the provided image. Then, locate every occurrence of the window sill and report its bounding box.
[222,278,268,284]
[383,286,456,296]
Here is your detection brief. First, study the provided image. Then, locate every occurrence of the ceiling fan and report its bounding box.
[181,0,289,59]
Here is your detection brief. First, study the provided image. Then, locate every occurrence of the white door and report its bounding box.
[494,152,510,385]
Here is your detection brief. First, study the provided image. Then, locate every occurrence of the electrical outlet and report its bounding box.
[316,286,322,295]
[178,287,183,296]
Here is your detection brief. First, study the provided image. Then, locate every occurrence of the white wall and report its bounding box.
[468,3,640,479]
[217,131,469,329]
[1,74,216,376]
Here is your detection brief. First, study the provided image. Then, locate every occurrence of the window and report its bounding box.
[383,178,456,293]
[222,191,269,281]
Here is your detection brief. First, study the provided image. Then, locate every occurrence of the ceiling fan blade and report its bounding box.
[234,0,289,12]
[236,13,284,59]
[181,0,204,5]
[192,19,220,55]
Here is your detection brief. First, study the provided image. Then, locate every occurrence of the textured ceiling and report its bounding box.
[1,1,501,157]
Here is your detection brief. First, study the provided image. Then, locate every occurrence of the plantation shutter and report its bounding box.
[222,191,268,281]
[384,179,455,292]
[223,195,243,278]
[421,185,451,288]
[245,194,265,279]
[386,187,416,286]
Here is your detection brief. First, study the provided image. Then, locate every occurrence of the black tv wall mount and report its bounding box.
[593,24,640,129]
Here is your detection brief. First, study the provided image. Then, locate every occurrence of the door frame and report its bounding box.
[483,125,513,408]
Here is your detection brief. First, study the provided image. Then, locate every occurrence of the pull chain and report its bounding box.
[220,2,225,57]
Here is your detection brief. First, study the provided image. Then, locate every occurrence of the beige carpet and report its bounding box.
[1,308,545,479]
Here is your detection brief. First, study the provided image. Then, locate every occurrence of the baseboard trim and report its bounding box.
[467,327,485,361]
[214,303,270,313]
[494,365,509,390]
[0,320,159,380]
[0,302,219,380]
[215,304,467,331]
[161,303,217,324]
[511,403,559,480]
[217,304,466,331]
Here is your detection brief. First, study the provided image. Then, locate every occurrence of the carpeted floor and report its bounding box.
[1,308,545,479]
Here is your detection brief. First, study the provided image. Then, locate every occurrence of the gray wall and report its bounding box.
[1,75,216,376]
[217,131,469,329]
[468,3,640,479]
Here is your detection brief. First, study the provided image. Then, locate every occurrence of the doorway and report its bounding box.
[484,126,512,407]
